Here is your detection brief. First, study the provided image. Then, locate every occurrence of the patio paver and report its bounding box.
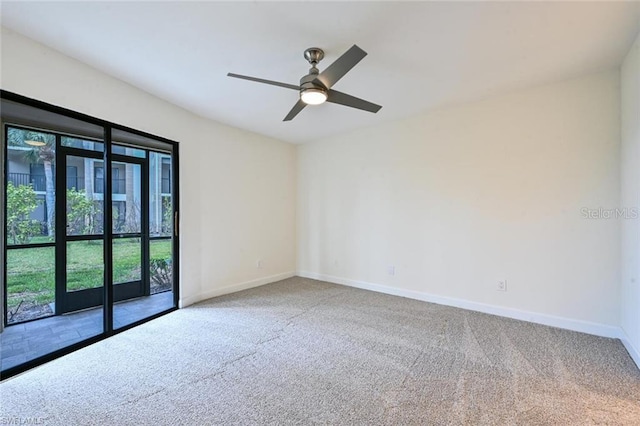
[1,291,174,372]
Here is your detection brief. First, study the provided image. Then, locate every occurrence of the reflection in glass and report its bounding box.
[66,241,104,292]
[113,238,142,284]
[6,127,56,245]
[6,247,55,324]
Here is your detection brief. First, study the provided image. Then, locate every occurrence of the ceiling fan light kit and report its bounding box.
[300,88,327,105]
[228,44,382,121]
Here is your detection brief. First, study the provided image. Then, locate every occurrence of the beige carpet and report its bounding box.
[1,277,639,425]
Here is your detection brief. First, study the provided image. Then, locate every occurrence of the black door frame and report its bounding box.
[2,89,180,380]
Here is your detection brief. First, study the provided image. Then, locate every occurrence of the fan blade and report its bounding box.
[315,45,367,89]
[227,73,299,90]
[326,90,382,113]
[283,99,307,121]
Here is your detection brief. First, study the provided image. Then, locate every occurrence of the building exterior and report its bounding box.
[6,134,171,239]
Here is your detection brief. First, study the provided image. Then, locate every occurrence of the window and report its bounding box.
[161,157,171,194]
[66,166,78,190]
[94,165,123,194]
[29,164,48,191]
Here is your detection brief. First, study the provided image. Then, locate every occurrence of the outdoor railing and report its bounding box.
[9,173,127,194]
[8,173,46,191]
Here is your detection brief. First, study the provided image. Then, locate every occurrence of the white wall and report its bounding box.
[0,25,633,351]
[0,27,297,306]
[621,32,640,365]
[298,71,621,335]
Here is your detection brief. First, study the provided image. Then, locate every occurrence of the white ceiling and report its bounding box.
[1,1,639,144]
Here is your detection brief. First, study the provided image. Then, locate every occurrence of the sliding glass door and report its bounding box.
[1,92,179,379]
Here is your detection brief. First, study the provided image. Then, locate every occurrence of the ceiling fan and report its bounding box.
[227,45,382,121]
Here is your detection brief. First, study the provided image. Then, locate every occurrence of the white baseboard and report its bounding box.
[179,293,201,308]
[179,271,295,308]
[178,270,639,370]
[297,271,622,340]
[619,331,640,368]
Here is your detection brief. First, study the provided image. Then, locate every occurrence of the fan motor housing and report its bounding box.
[300,73,325,91]
[299,73,327,105]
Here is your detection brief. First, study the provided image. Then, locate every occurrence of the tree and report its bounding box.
[7,128,56,237]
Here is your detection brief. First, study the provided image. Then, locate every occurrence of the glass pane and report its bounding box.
[113,238,141,284]
[112,144,145,158]
[150,239,173,294]
[6,127,56,245]
[114,238,173,330]
[149,152,172,237]
[66,241,104,292]
[113,162,141,233]
[6,247,55,324]
[4,244,104,371]
[66,156,104,236]
[61,136,104,152]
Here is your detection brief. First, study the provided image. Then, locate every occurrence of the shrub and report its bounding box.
[6,182,41,244]
[66,188,99,235]
[150,257,172,287]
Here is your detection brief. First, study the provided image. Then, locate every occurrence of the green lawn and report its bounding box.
[6,239,172,310]
[28,235,55,244]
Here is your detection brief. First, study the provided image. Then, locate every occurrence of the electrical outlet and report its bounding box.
[497,280,507,292]
[256,259,262,269]
[388,266,395,276]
